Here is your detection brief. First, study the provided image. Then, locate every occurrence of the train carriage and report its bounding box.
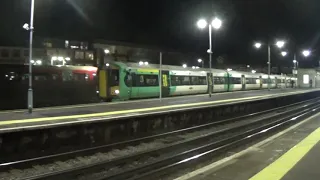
[212,69,228,92]
[243,72,261,90]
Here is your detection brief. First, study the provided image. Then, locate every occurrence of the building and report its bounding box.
[0,38,95,66]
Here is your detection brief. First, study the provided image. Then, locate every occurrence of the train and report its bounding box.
[0,64,98,110]
[97,62,297,101]
[0,62,296,110]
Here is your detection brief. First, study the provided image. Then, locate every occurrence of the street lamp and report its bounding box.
[302,50,311,57]
[182,64,187,68]
[281,51,287,57]
[276,41,285,48]
[25,0,35,113]
[197,17,222,97]
[254,40,285,91]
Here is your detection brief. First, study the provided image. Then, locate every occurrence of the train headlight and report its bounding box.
[115,90,120,94]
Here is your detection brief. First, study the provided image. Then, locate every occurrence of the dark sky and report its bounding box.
[1,0,320,67]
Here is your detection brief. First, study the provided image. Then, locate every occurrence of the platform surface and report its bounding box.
[0,88,317,132]
[174,104,320,180]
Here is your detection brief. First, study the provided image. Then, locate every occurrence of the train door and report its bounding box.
[98,67,119,101]
[161,70,170,97]
[98,68,110,101]
[207,73,213,93]
[241,75,246,90]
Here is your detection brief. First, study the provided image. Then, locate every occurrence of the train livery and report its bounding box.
[98,62,297,101]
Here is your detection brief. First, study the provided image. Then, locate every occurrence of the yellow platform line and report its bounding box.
[0,90,311,126]
[249,127,320,180]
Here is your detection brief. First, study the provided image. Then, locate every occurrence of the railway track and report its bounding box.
[1,98,320,180]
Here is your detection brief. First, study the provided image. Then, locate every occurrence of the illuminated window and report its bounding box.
[75,51,84,59]
[85,52,94,60]
[303,74,309,84]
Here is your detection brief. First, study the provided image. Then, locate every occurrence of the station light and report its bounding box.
[51,56,58,61]
[139,61,144,66]
[115,90,120,94]
[30,60,35,64]
[227,68,232,72]
[182,64,187,68]
[197,19,207,29]
[65,57,71,61]
[302,50,311,57]
[198,59,202,63]
[281,51,287,57]
[144,61,149,65]
[106,63,110,67]
[196,66,200,69]
[212,17,222,29]
[247,65,250,68]
[251,70,256,73]
[276,41,285,48]
[293,60,297,63]
[192,66,196,69]
[104,49,110,54]
[254,42,262,49]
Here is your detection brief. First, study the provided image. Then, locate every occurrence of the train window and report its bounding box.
[12,49,21,58]
[214,77,225,85]
[191,76,207,85]
[73,73,87,81]
[145,75,158,86]
[198,76,207,85]
[110,69,119,86]
[34,75,48,81]
[124,73,133,87]
[230,77,241,84]
[246,78,259,84]
[1,49,9,58]
[170,76,181,86]
[181,76,190,85]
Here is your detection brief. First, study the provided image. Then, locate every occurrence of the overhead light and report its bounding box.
[281,51,287,56]
[196,66,200,69]
[22,23,29,30]
[212,17,222,29]
[139,61,144,66]
[36,60,42,65]
[197,19,207,29]
[247,65,250,68]
[106,63,110,67]
[198,59,202,63]
[276,41,285,48]
[144,61,149,65]
[302,50,311,57]
[192,66,196,69]
[51,56,58,61]
[254,43,262,49]
[104,49,110,54]
[65,57,71,61]
[252,70,256,73]
[182,64,187,68]
[30,60,35,64]
[227,68,232,71]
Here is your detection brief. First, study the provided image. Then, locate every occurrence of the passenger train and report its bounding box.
[98,62,297,101]
[0,62,296,110]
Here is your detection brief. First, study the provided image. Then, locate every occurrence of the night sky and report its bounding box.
[1,0,320,67]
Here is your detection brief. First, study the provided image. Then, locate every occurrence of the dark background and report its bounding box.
[1,0,320,67]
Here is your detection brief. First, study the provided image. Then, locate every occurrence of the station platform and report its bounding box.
[0,88,317,132]
[174,102,320,180]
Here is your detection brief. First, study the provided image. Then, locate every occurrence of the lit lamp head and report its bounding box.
[212,17,222,29]
[254,42,262,49]
[197,19,207,29]
[276,41,285,48]
[302,50,311,57]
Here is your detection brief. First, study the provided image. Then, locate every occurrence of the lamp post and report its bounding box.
[254,40,285,91]
[197,17,222,97]
[25,0,35,113]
